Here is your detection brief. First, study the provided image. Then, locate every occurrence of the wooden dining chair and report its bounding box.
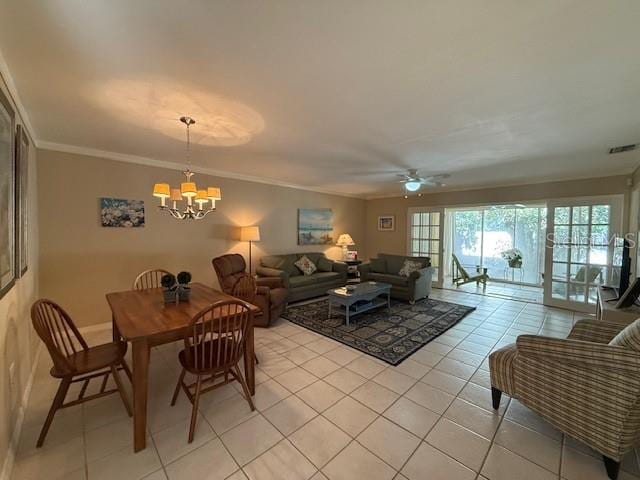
[133,268,172,290]
[171,299,255,442]
[232,274,258,303]
[31,299,132,447]
[231,275,261,365]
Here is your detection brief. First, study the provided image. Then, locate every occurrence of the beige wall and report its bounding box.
[627,167,640,277]
[0,75,39,477]
[365,176,631,258]
[38,149,366,327]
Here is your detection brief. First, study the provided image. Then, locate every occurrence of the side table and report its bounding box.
[342,260,362,283]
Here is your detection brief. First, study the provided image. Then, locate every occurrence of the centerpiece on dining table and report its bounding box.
[161,271,192,304]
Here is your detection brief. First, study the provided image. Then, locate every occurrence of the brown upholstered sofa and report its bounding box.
[256,252,347,303]
[212,254,288,327]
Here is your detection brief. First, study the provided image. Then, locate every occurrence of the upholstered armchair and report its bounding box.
[212,254,288,327]
[489,318,640,480]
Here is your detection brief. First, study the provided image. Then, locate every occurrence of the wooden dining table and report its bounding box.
[106,282,260,452]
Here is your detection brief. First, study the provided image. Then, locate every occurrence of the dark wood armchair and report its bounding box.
[31,299,132,447]
[212,253,288,327]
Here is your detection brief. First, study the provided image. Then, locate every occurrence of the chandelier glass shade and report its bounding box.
[152,116,221,220]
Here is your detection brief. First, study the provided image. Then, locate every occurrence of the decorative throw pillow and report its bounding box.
[370,258,386,273]
[294,255,317,276]
[398,259,423,277]
[609,318,640,351]
[317,257,333,272]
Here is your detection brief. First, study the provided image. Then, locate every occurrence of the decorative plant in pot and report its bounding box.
[501,248,523,268]
[161,271,192,304]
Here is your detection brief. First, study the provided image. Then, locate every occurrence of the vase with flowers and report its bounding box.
[161,271,192,304]
[501,248,523,268]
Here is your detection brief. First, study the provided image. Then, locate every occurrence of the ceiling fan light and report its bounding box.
[405,181,421,192]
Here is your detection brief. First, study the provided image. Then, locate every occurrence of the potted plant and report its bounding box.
[176,271,192,301]
[161,271,192,304]
[161,273,178,304]
[501,248,523,268]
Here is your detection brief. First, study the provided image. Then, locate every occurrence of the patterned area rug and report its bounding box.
[282,297,475,365]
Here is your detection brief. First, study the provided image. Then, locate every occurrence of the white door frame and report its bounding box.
[543,194,624,313]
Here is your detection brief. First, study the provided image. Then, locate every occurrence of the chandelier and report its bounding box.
[152,116,221,219]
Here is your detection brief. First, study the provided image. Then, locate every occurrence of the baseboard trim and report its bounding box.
[0,343,42,480]
[78,322,112,334]
[0,322,114,479]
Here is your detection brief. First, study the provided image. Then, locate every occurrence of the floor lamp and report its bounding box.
[240,226,261,274]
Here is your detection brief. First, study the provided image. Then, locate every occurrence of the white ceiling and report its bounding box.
[1,0,640,197]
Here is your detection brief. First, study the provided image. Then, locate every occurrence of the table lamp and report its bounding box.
[240,226,261,274]
[336,233,355,261]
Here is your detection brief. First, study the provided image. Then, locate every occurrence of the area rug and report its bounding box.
[282,297,475,365]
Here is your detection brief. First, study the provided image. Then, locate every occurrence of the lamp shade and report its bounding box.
[207,187,222,200]
[181,182,197,197]
[170,188,182,201]
[195,190,208,205]
[240,226,261,242]
[336,233,355,246]
[153,183,170,198]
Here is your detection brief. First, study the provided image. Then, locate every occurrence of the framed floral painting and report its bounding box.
[0,88,16,299]
[100,198,145,227]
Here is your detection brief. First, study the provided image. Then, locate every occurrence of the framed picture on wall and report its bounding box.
[298,208,334,245]
[0,87,16,299]
[100,198,145,227]
[15,124,29,276]
[378,215,395,231]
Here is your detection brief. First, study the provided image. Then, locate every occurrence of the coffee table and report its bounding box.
[327,281,392,325]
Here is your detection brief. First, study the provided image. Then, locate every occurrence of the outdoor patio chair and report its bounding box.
[451,253,489,288]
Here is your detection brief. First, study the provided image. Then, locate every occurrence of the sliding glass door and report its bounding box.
[407,207,444,287]
[449,205,547,286]
[543,196,623,312]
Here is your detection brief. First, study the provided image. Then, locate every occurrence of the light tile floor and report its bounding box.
[12,288,640,480]
[444,277,544,303]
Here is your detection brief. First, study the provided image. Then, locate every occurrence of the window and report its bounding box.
[550,204,611,304]
[408,210,441,282]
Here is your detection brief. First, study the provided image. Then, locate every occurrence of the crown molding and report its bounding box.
[0,47,37,144]
[38,141,364,199]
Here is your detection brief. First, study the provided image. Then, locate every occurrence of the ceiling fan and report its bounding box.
[397,169,449,192]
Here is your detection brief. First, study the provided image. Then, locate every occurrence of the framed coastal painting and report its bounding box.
[0,88,16,299]
[15,124,29,276]
[298,208,333,245]
[100,198,145,227]
[378,215,395,231]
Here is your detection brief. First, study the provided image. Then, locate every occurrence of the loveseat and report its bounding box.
[358,253,433,302]
[256,252,348,302]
